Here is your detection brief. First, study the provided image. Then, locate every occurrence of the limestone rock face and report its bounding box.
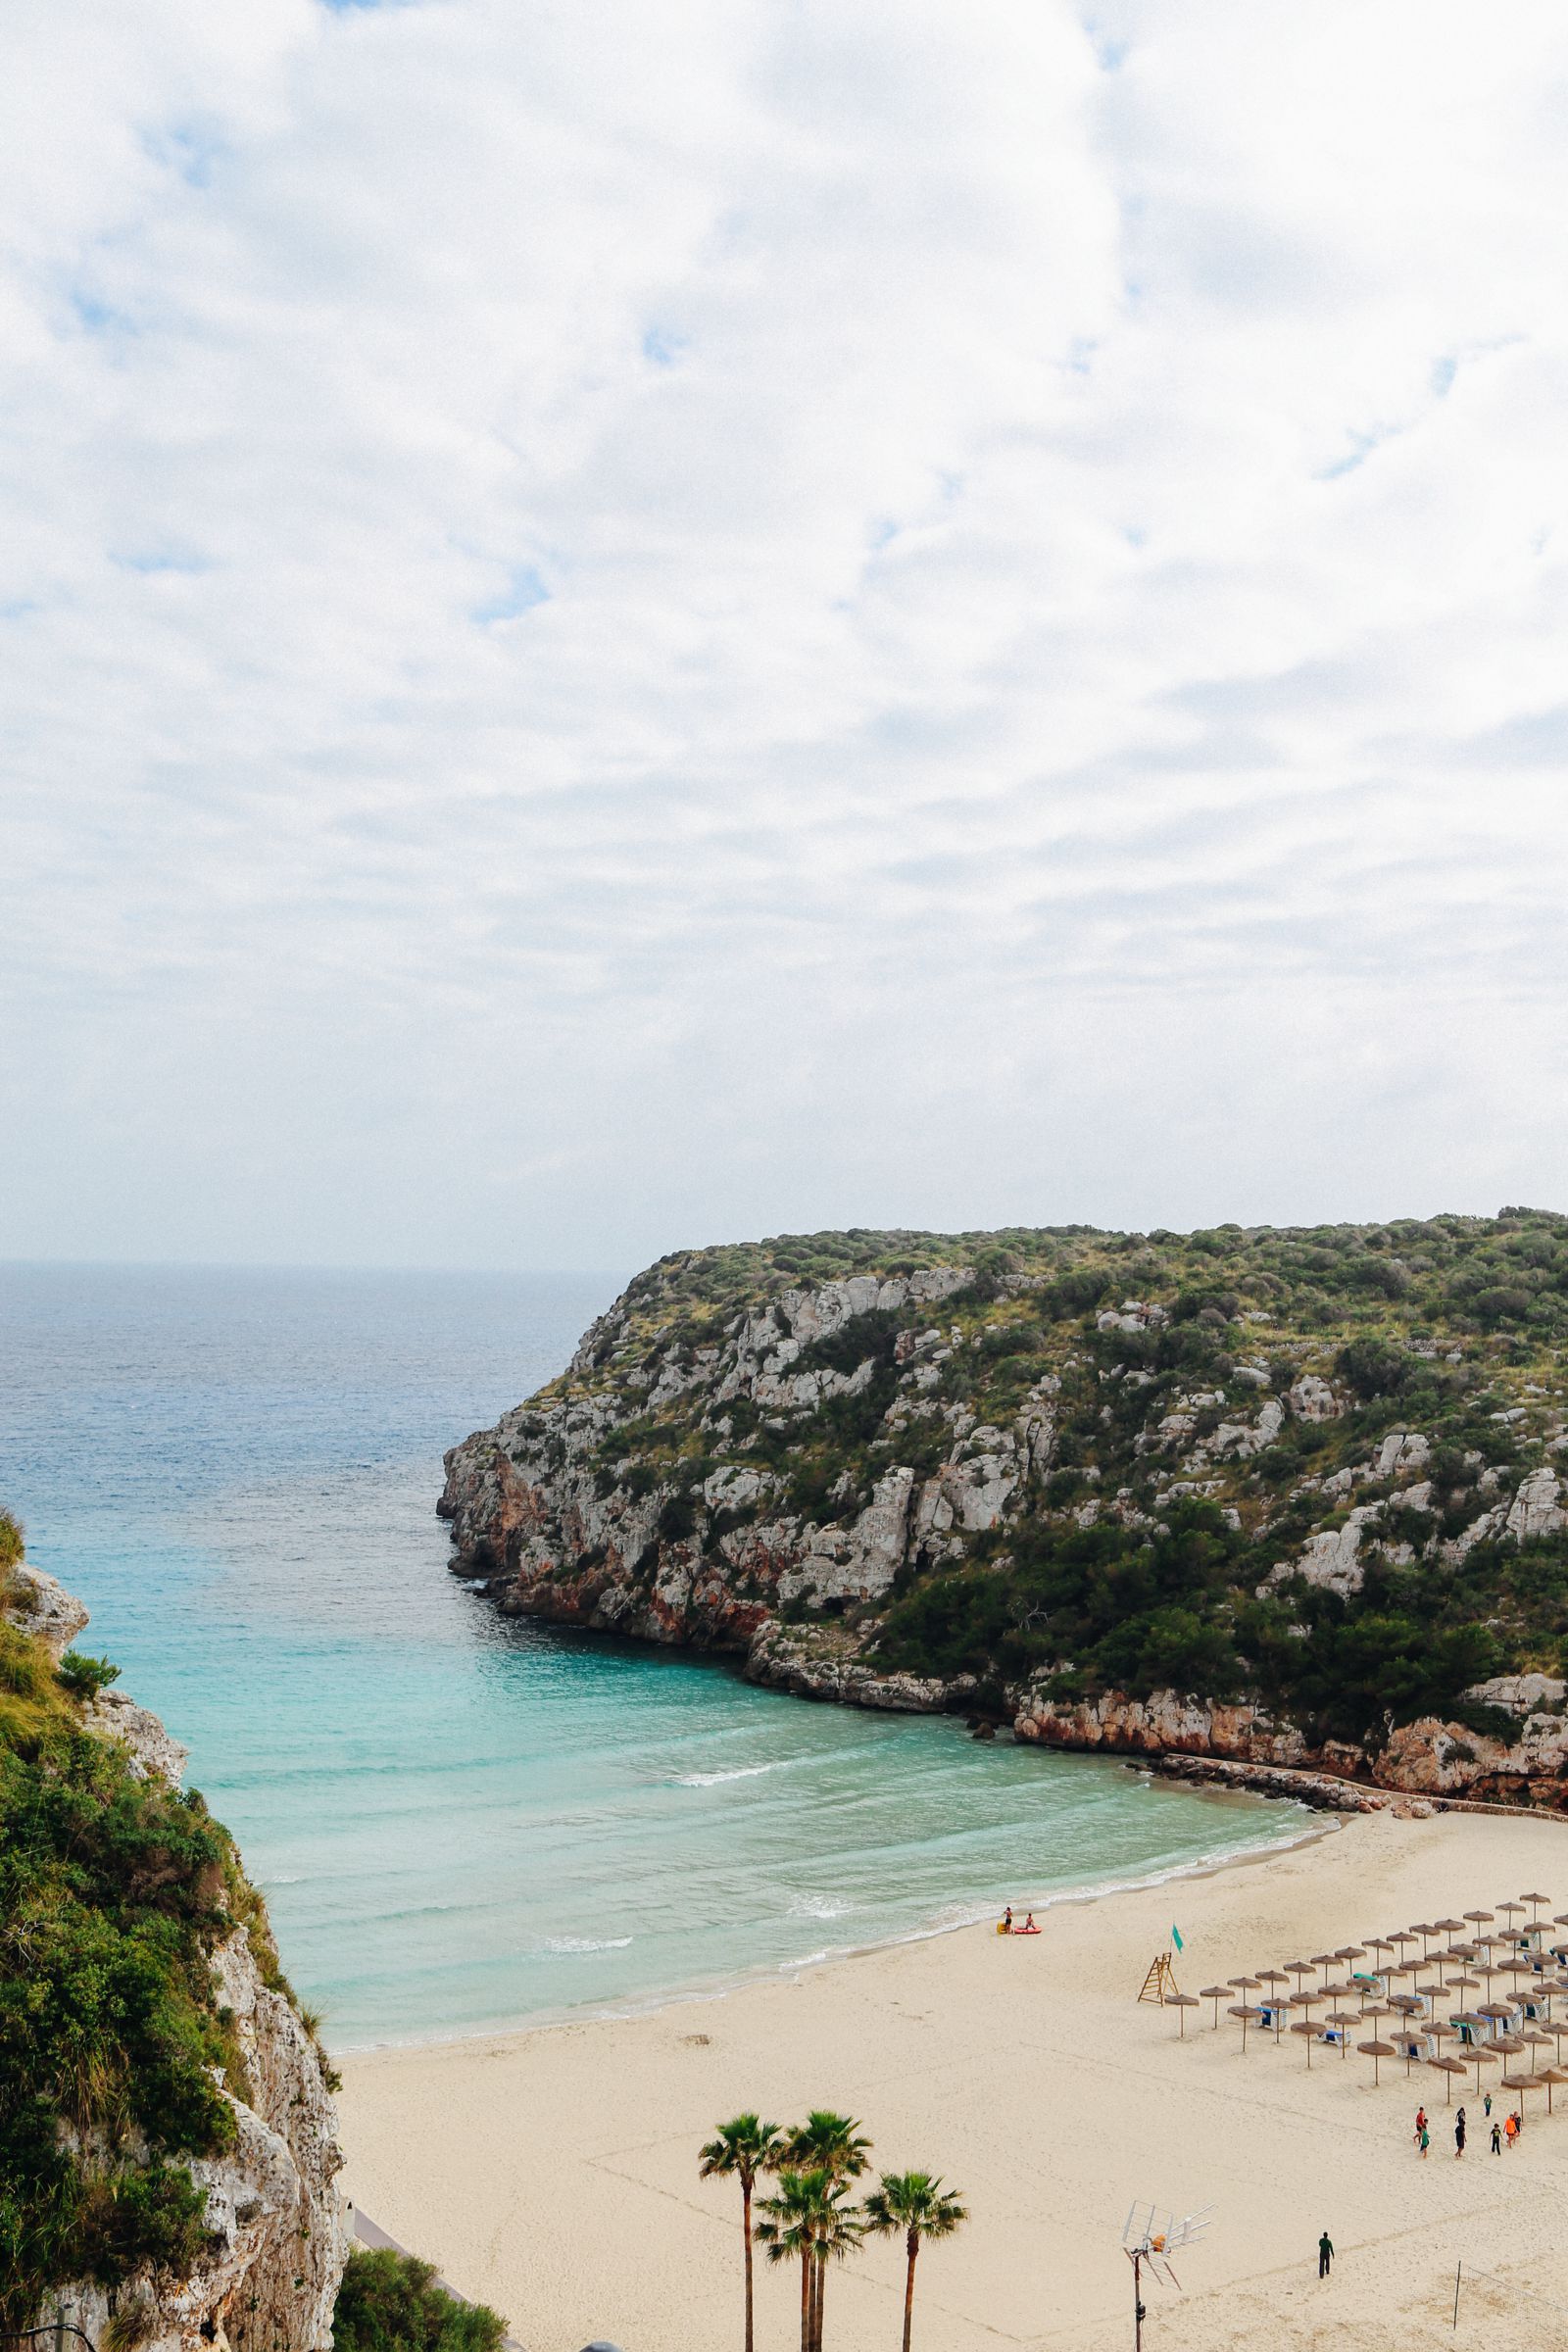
[1262,1504,1384,1597]
[5,1562,89,1658]
[2,1579,349,2352]
[1505,1466,1566,1544]
[1013,1685,1310,1768]
[441,1267,1005,1651]
[1288,1373,1344,1422]
[87,1687,191,1787]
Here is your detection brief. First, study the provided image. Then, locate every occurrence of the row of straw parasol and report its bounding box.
[1164,1892,1568,2107]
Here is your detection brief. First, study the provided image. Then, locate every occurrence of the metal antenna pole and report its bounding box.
[1133,2247,1145,2352]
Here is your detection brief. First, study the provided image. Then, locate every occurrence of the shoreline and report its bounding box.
[337,1804,1568,2352]
[323,1776,1327,2057]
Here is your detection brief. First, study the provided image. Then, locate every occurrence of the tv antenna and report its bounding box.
[1122,2201,1213,2352]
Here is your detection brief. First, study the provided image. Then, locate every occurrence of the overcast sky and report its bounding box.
[4,0,1566,1271]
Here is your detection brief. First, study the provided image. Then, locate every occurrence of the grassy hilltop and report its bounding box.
[525,1209,1568,1753]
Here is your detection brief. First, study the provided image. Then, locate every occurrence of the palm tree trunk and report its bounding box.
[812,2252,825,2352]
[799,2248,810,2352]
[903,2234,919,2352]
[742,2180,755,2352]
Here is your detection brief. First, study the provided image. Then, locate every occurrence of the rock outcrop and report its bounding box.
[440,1220,1568,1804]
[2,1575,350,2352]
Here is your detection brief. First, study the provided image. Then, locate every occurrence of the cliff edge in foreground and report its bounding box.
[1,1544,349,2352]
[443,1215,1568,1804]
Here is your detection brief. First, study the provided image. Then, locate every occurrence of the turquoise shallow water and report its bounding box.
[1,1265,1308,2050]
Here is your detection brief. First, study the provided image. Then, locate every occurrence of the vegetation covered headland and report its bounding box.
[0,1516,350,2352]
[440,1210,1568,1804]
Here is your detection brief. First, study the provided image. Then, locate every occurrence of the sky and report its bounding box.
[3,0,1567,1272]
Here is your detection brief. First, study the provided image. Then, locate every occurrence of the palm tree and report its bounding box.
[782,2110,873,2183]
[863,2171,968,2352]
[698,2113,785,2352]
[757,2165,828,2352]
[780,2115,871,2350]
[757,2167,863,2352]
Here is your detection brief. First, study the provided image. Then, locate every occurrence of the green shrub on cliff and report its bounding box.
[332,2248,505,2352]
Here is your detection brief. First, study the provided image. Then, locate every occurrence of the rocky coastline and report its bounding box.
[441,1221,1568,1811]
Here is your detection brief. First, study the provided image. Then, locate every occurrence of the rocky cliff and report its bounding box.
[442,1217,1568,1803]
[1,1562,349,2352]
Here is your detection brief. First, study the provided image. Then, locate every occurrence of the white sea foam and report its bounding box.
[542,1936,633,1954]
[780,1950,829,1971]
[788,1893,851,1920]
[675,1763,778,1787]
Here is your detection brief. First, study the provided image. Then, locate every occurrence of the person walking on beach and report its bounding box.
[1505,2111,1519,2150]
[1317,2231,1334,2280]
[1455,2108,1467,2159]
[1418,2123,1431,2159]
[1484,2090,1493,2120]
[1491,2121,1502,2155]
[1413,2106,1427,2146]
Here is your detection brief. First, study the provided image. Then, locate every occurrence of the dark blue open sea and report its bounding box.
[0,1265,1307,2049]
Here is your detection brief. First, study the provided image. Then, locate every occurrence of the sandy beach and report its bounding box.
[337,1805,1568,2352]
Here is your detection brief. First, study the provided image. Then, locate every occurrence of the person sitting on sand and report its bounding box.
[1017,1912,1039,1934]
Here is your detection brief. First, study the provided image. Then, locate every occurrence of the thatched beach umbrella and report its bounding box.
[1311,1951,1338,1970]
[1200,1984,1230,2030]
[1228,2003,1264,2052]
[1285,1959,1316,1990]
[1498,1901,1526,1932]
[1409,1922,1436,1957]
[1434,1917,1465,1936]
[1257,1967,1291,2007]
[1326,2009,1358,2058]
[1492,2034,1526,2060]
[1168,1993,1200,2036]
[1465,2042,1502,2094]
[1500,2070,1539,2114]
[1479,2001,1519,2028]
[1337,1945,1366,1965]
[1267,1995,1295,2041]
[1366,1937,1396,1963]
[1536,2064,1568,2115]
[1230,1974,1261,1993]
[1290,2020,1321,2068]
[1388,1930,1417,1957]
[1521,1892,1551,1924]
[1358,2037,1396,2088]
[1428,2053,1468,2102]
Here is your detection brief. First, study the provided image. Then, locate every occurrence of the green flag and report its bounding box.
[1172,1925,1184,1951]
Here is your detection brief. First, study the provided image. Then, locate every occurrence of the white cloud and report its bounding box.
[2,0,1566,1266]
